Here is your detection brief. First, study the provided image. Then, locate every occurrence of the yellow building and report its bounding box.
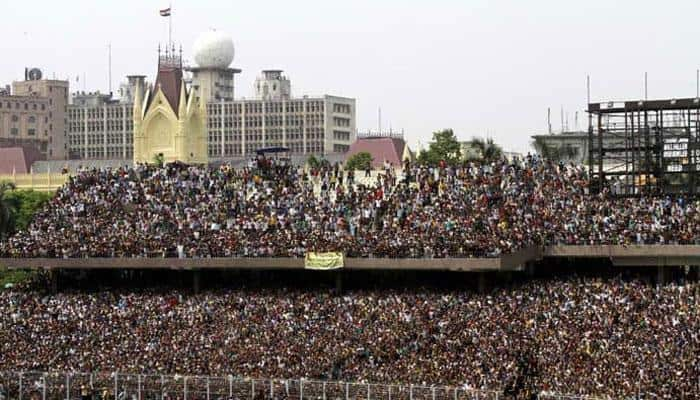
[133,50,208,164]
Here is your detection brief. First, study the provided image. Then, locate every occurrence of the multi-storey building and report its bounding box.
[67,75,145,159]
[67,83,355,160]
[205,94,355,157]
[65,31,356,161]
[0,68,69,160]
[67,93,134,160]
[0,93,51,156]
[12,70,69,160]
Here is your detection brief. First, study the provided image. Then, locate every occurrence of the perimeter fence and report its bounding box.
[0,371,603,400]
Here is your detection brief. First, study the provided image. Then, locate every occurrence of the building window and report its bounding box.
[11,115,18,122]
[28,116,36,124]
[27,129,36,136]
[10,128,18,136]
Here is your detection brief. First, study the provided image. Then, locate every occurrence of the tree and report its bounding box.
[306,155,321,170]
[418,129,462,166]
[531,137,577,162]
[153,153,165,168]
[417,149,435,165]
[0,182,17,239]
[5,190,53,233]
[470,137,503,162]
[345,152,373,171]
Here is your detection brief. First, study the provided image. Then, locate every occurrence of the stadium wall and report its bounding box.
[2,246,699,271]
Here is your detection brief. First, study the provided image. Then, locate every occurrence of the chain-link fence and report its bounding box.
[0,371,603,400]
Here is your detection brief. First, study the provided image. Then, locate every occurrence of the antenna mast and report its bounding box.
[108,44,112,94]
[586,75,591,104]
[644,72,648,100]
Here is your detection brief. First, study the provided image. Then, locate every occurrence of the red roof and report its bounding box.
[0,146,45,174]
[152,65,183,116]
[346,137,406,168]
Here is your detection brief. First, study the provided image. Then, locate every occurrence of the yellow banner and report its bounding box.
[305,252,344,270]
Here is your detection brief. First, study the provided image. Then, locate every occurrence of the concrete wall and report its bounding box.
[4,245,700,271]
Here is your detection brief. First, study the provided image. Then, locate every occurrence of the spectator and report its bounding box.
[1,275,698,399]
[1,157,698,259]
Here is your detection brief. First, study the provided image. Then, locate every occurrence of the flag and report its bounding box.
[160,7,171,17]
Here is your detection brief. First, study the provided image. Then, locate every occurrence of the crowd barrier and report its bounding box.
[0,371,603,400]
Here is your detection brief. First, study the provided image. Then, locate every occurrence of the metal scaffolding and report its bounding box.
[588,98,700,196]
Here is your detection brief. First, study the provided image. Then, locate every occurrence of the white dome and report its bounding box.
[193,30,235,69]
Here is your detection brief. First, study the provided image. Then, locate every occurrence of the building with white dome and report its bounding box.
[193,30,235,69]
[189,30,241,102]
[64,31,356,161]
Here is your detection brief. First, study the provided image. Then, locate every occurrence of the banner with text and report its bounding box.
[305,252,344,270]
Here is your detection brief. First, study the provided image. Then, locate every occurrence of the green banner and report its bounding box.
[305,252,344,270]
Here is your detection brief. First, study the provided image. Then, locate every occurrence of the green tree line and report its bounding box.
[417,129,503,166]
[0,182,54,239]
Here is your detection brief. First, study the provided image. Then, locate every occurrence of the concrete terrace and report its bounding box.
[2,245,699,271]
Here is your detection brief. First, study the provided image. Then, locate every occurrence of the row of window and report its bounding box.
[205,142,328,157]
[68,135,133,146]
[333,144,350,153]
[83,148,133,159]
[68,121,133,133]
[0,101,47,111]
[205,129,320,142]
[3,115,49,124]
[332,104,352,114]
[4,127,43,136]
[334,117,351,127]
[333,130,352,141]
[207,101,325,115]
[68,108,127,119]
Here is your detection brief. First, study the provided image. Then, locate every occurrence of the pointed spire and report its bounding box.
[178,79,187,117]
[133,80,143,122]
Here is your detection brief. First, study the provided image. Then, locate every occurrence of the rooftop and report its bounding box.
[589,97,700,113]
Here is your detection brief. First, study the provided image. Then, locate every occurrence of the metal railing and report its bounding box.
[0,371,603,400]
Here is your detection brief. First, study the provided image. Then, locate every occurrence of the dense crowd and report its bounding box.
[1,276,698,398]
[1,156,699,259]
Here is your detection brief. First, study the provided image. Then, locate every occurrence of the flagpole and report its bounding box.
[169,2,172,46]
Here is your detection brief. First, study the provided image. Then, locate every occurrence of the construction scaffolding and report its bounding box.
[588,98,700,196]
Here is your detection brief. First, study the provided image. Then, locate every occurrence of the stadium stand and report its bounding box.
[1,156,699,399]
[0,274,698,399]
[1,155,698,259]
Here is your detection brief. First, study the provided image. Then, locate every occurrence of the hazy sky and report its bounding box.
[3,0,700,153]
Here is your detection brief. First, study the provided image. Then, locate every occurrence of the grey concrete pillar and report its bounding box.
[477,273,487,294]
[49,269,58,294]
[657,266,668,286]
[251,270,261,287]
[526,261,536,276]
[193,270,201,294]
[335,272,343,292]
